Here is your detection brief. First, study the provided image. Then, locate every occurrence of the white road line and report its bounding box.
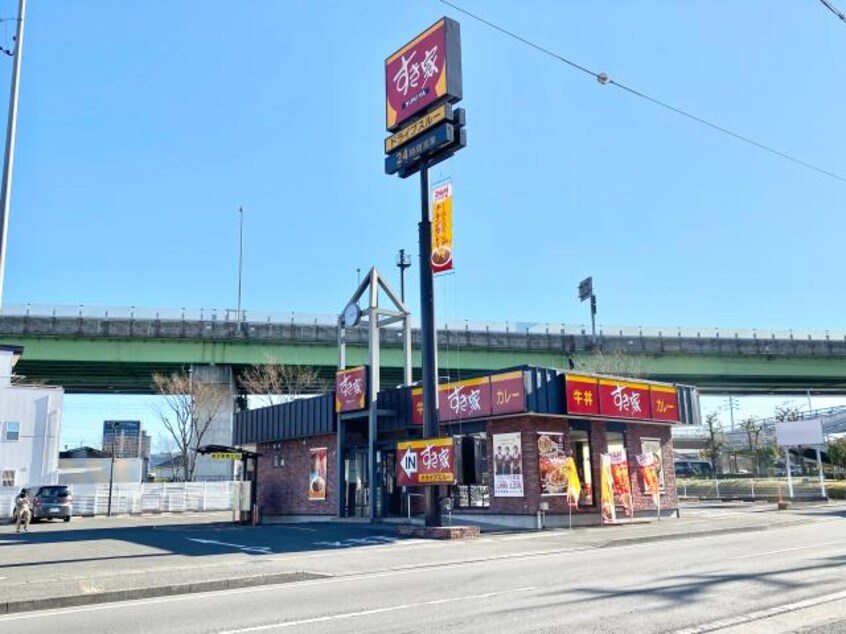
[673,589,846,633]
[216,586,537,633]
[735,540,846,560]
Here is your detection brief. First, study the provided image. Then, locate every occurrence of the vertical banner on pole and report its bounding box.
[600,454,616,525]
[609,449,633,518]
[637,453,661,518]
[431,181,453,274]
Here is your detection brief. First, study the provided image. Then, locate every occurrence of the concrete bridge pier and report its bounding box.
[190,364,236,481]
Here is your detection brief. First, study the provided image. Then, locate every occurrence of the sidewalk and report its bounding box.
[1,501,839,615]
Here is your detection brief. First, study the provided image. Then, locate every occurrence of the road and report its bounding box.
[2,511,845,633]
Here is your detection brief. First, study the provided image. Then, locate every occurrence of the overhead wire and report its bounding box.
[439,0,846,185]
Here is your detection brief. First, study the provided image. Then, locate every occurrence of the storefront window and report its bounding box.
[451,434,490,509]
[570,428,594,506]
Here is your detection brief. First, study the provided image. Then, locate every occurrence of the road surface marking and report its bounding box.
[735,540,846,559]
[216,586,537,633]
[187,538,272,554]
[673,589,846,633]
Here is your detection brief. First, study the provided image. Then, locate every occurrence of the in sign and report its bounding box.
[401,447,418,478]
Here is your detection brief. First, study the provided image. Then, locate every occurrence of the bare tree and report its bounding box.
[774,402,802,422]
[701,412,725,474]
[577,349,645,379]
[152,371,229,481]
[238,356,328,408]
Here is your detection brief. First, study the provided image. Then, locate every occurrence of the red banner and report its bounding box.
[491,371,526,415]
[335,367,366,413]
[609,450,633,517]
[438,377,492,422]
[637,453,661,506]
[598,379,652,420]
[396,438,456,486]
[565,374,600,416]
[385,18,461,131]
[650,385,680,422]
[411,387,424,425]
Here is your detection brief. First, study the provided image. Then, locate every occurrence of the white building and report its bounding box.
[0,346,63,489]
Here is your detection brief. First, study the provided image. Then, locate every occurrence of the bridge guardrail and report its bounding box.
[2,304,846,341]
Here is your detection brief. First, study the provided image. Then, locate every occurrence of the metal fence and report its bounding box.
[676,477,826,501]
[4,303,846,341]
[0,481,249,519]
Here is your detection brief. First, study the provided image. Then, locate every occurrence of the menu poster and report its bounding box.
[537,432,567,496]
[493,432,524,497]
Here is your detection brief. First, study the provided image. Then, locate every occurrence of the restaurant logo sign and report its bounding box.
[335,366,367,413]
[396,437,456,486]
[385,17,462,131]
[436,372,527,423]
[564,374,680,423]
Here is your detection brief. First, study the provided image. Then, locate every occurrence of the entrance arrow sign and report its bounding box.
[400,447,418,478]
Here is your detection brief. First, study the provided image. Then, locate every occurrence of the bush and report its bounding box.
[826,481,846,500]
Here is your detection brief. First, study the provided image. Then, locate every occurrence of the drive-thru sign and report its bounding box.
[396,437,456,486]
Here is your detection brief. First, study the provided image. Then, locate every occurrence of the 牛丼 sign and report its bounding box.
[396,437,456,486]
[564,374,680,423]
[385,17,462,132]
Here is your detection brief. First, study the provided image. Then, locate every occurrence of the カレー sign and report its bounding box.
[335,367,367,413]
[385,17,463,131]
[396,437,456,486]
[649,384,680,422]
[438,376,491,422]
[431,181,453,274]
[490,371,526,415]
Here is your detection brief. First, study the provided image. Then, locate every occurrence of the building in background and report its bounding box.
[0,345,64,489]
[101,421,152,481]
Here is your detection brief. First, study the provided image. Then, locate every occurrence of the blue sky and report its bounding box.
[0,2,843,447]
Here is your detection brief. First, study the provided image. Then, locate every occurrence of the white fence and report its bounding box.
[0,481,249,519]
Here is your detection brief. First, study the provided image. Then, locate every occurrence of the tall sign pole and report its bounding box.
[385,17,466,528]
[0,0,26,310]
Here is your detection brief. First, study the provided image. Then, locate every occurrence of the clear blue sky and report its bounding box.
[0,2,843,447]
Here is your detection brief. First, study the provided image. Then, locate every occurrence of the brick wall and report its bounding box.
[257,434,336,516]
[485,416,677,516]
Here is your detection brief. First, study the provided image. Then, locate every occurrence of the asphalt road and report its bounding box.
[2,511,845,633]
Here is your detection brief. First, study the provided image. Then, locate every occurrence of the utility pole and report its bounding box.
[396,248,411,303]
[0,0,26,310]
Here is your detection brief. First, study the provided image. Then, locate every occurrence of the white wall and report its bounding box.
[0,385,63,488]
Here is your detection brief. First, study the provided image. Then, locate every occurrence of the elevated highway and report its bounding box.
[0,305,844,394]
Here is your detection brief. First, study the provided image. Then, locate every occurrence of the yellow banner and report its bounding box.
[431,181,453,273]
[210,452,242,460]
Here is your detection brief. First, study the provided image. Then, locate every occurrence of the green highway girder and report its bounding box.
[3,335,846,394]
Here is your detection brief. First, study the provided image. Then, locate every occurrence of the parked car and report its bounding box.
[31,485,73,522]
[674,459,715,478]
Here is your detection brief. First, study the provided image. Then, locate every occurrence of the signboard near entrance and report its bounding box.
[396,437,456,486]
[335,366,367,413]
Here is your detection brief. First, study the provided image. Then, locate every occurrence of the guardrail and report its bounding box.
[677,477,825,501]
[3,303,845,341]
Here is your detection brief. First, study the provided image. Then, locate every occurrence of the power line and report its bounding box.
[439,0,846,185]
[819,0,846,23]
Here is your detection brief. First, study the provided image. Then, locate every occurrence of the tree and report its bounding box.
[828,437,846,474]
[700,412,725,474]
[577,349,645,379]
[774,402,802,422]
[152,371,229,482]
[237,356,328,408]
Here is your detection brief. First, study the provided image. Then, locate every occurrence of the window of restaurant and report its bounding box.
[451,433,490,509]
[570,424,594,506]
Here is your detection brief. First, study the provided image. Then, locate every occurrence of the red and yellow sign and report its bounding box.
[598,378,653,420]
[431,181,453,274]
[438,376,491,422]
[411,387,424,425]
[650,384,680,422]
[565,374,600,416]
[490,371,526,416]
[385,17,462,131]
[335,367,366,413]
[396,437,456,486]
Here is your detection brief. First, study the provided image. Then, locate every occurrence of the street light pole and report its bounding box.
[396,248,411,303]
[0,0,26,310]
[237,206,244,321]
[107,421,118,517]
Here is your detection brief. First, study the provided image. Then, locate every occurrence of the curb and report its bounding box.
[598,519,811,549]
[0,571,329,616]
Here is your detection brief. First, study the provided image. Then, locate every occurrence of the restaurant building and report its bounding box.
[234,366,699,529]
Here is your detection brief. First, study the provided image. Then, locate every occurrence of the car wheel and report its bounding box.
[63,516,71,522]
